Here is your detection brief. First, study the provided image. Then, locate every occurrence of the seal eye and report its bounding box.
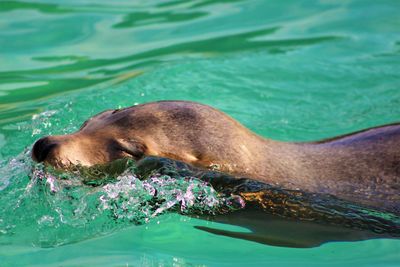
[120,147,144,159]
[110,139,146,160]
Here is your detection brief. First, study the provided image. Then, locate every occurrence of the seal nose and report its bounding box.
[32,136,58,162]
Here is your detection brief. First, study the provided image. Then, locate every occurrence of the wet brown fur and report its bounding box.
[33,100,400,214]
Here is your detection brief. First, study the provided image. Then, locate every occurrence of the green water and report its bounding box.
[1,0,400,266]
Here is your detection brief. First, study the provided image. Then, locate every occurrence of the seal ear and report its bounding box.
[117,138,147,159]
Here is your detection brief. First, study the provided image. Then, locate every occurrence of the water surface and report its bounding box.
[1,0,400,266]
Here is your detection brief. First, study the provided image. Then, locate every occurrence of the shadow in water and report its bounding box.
[134,156,400,248]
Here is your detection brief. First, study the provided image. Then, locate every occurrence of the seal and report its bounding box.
[31,100,400,214]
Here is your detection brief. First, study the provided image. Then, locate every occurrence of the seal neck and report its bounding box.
[243,137,344,192]
[255,139,313,190]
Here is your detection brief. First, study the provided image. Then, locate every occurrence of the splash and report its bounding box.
[0,151,241,247]
[99,173,223,223]
[31,110,58,136]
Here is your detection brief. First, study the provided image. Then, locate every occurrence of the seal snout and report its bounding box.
[32,136,58,163]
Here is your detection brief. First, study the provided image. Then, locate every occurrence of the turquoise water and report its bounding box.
[1,0,400,266]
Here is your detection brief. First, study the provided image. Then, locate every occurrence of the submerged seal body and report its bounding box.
[32,100,400,213]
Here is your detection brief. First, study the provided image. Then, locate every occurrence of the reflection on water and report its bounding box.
[0,25,340,109]
[113,11,208,28]
[0,0,349,125]
[0,1,72,14]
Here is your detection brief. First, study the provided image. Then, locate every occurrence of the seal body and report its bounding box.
[32,100,400,213]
